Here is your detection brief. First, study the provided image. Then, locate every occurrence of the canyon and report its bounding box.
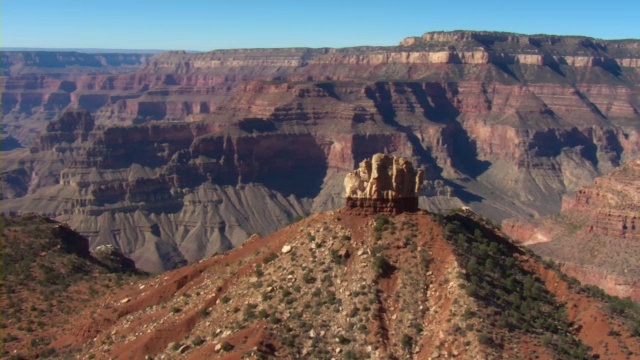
[1,30,639,272]
[504,157,640,301]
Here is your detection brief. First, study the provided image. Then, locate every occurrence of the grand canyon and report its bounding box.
[2,30,639,274]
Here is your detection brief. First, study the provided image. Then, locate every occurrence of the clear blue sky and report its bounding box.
[2,0,639,51]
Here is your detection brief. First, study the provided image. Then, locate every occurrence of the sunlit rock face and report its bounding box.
[344,153,424,214]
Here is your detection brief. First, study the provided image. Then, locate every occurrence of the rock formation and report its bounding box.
[503,157,640,300]
[344,153,424,214]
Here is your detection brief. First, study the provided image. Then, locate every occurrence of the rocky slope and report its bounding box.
[2,30,640,271]
[504,157,640,301]
[0,214,142,358]
[23,206,640,359]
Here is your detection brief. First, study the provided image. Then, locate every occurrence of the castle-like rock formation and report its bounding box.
[344,153,424,214]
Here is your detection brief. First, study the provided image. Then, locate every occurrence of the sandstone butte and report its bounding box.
[344,153,424,214]
[1,30,640,274]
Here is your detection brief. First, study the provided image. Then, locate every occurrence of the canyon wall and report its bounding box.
[504,158,640,300]
[2,31,639,271]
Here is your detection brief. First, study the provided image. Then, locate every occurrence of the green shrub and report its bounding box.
[373,215,390,233]
[220,341,234,352]
[401,333,413,351]
[373,255,392,277]
[262,253,278,264]
[477,332,493,346]
[330,250,346,265]
[191,335,205,346]
[344,350,356,360]
[268,313,281,324]
[302,271,316,284]
[243,303,258,320]
[337,335,351,344]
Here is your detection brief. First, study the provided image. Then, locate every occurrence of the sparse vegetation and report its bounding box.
[0,214,142,358]
[442,213,601,359]
[401,333,413,351]
[191,335,205,346]
[262,252,278,264]
[372,254,392,277]
[580,285,640,337]
[220,341,234,352]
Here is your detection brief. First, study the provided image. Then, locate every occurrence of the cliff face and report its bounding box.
[503,158,640,300]
[561,158,640,238]
[2,31,640,271]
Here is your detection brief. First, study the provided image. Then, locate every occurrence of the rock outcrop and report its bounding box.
[344,153,423,214]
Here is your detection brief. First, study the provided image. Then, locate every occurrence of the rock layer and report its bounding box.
[503,158,640,300]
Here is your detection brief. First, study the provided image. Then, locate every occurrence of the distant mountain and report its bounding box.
[2,47,185,54]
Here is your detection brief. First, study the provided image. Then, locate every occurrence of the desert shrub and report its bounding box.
[477,332,494,346]
[401,333,413,351]
[330,250,346,265]
[372,255,392,277]
[268,313,281,324]
[337,334,351,344]
[302,270,316,284]
[373,215,390,233]
[285,297,296,305]
[344,350,356,360]
[220,341,234,352]
[326,291,337,305]
[255,266,264,278]
[258,309,269,319]
[263,252,278,264]
[243,303,258,320]
[191,335,205,346]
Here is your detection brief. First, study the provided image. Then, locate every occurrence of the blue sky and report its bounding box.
[2,0,639,51]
